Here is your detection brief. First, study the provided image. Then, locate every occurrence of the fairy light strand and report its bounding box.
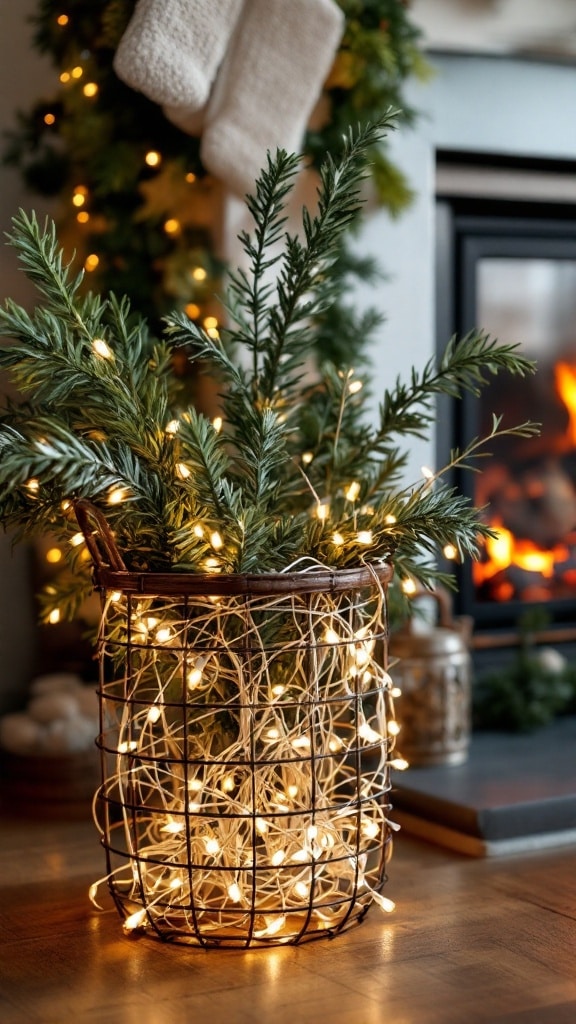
[90,573,399,945]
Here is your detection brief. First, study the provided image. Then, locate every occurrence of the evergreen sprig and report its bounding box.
[0,121,538,619]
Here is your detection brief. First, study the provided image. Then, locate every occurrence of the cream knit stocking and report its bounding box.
[113,0,243,114]
[190,0,344,197]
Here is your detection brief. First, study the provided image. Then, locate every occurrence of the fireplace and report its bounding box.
[436,178,576,640]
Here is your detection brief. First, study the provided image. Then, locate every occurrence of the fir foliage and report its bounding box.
[0,120,538,623]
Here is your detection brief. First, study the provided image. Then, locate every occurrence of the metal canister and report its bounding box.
[389,589,473,766]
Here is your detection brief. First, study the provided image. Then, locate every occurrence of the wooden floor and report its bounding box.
[1,812,575,1024]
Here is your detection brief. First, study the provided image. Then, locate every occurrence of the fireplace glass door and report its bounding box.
[438,207,576,629]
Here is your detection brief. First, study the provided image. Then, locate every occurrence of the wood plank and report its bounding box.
[1,814,575,1024]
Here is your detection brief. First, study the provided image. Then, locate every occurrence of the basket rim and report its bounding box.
[94,562,393,597]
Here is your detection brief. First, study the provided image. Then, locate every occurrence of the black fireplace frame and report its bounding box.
[435,179,576,636]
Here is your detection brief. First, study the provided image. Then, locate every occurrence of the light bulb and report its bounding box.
[345,481,360,502]
[92,338,112,359]
[357,530,373,545]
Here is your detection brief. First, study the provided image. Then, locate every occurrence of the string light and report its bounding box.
[92,337,112,359]
[56,14,69,26]
[185,172,196,183]
[212,416,223,433]
[145,150,161,167]
[83,82,98,98]
[443,543,458,560]
[185,303,201,320]
[77,211,89,224]
[71,65,83,79]
[107,487,127,505]
[25,478,39,493]
[357,530,373,545]
[176,463,191,479]
[164,218,180,235]
[210,531,223,550]
[44,113,56,126]
[46,547,62,564]
[348,379,363,395]
[165,419,179,435]
[85,254,99,272]
[331,532,344,547]
[316,503,329,521]
[345,481,360,502]
[402,577,417,595]
[301,451,314,465]
[59,71,70,83]
[70,532,84,547]
[191,266,207,282]
[92,575,397,945]
[48,608,61,625]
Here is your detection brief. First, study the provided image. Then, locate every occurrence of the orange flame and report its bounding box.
[555,362,576,444]
[473,522,563,589]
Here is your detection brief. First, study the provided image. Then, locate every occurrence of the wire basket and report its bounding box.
[76,501,397,948]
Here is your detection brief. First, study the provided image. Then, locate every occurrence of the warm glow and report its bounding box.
[210,531,223,550]
[212,416,223,433]
[357,530,373,545]
[164,218,180,235]
[59,72,70,83]
[185,171,196,183]
[165,419,180,435]
[25,478,39,493]
[70,532,84,547]
[57,14,69,26]
[345,481,360,502]
[474,523,558,586]
[107,487,127,504]
[48,608,61,625]
[331,532,344,547]
[402,578,417,595]
[77,211,89,224]
[185,303,201,319]
[555,361,576,444]
[203,316,218,330]
[72,192,86,208]
[443,544,458,560]
[192,266,207,282]
[316,503,329,521]
[145,150,161,167]
[83,82,98,98]
[301,451,314,465]
[176,462,191,479]
[85,254,99,272]
[92,337,112,359]
[71,65,83,79]
[348,379,363,395]
[46,547,62,564]
[44,113,56,126]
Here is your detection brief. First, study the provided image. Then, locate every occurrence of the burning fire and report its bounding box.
[473,522,572,599]
[554,362,576,446]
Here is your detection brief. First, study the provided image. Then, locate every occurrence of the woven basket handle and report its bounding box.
[74,499,127,572]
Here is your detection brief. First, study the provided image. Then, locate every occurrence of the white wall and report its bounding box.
[357,53,576,484]
[0,0,54,710]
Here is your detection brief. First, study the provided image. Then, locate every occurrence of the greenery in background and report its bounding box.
[0,120,538,628]
[473,610,576,732]
[2,0,430,367]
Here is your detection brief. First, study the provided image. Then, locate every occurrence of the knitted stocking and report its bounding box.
[113,0,243,114]
[185,0,344,197]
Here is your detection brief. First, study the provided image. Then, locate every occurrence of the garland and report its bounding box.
[3,0,430,346]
